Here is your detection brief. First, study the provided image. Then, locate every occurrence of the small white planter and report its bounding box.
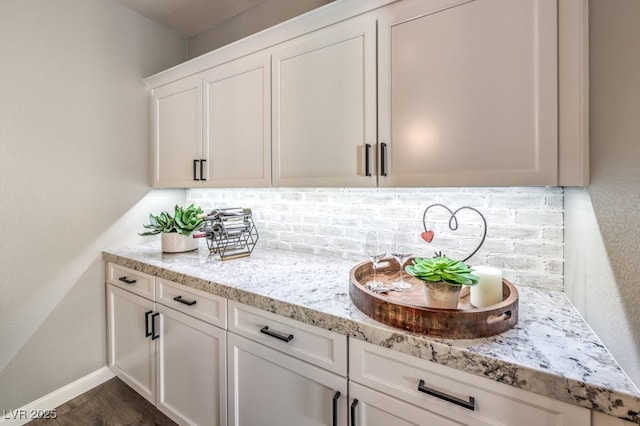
[161,233,199,253]
[423,281,462,309]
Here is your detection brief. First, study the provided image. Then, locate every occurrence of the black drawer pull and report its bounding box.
[364,144,372,177]
[200,159,206,181]
[144,310,153,337]
[118,276,136,284]
[332,391,340,426]
[260,326,293,342]
[380,142,388,176]
[417,379,475,411]
[350,399,358,426]
[193,159,199,181]
[173,295,197,306]
[151,312,160,340]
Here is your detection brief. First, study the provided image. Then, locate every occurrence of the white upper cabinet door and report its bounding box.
[151,75,203,188]
[202,54,271,187]
[377,0,558,186]
[272,14,377,187]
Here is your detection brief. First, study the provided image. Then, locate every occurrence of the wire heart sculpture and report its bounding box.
[421,203,487,262]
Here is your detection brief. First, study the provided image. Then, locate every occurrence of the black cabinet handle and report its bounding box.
[173,295,197,306]
[199,158,206,181]
[118,276,136,285]
[380,142,388,176]
[193,159,199,181]
[364,144,372,177]
[350,399,358,426]
[144,310,153,338]
[417,379,475,411]
[332,391,341,426]
[151,312,160,340]
[260,326,293,342]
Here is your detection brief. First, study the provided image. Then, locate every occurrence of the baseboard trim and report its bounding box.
[0,366,115,426]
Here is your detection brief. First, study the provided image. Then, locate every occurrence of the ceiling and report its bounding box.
[114,0,303,38]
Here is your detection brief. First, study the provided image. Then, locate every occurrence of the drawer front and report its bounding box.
[156,278,226,328]
[228,301,347,376]
[350,339,589,426]
[106,262,155,299]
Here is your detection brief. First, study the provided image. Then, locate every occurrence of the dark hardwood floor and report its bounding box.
[27,377,176,426]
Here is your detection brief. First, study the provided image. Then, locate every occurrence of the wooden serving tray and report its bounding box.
[349,261,518,338]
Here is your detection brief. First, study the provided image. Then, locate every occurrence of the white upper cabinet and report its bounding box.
[151,75,203,188]
[271,14,377,187]
[150,52,271,188]
[146,0,587,188]
[202,54,271,187]
[377,0,558,187]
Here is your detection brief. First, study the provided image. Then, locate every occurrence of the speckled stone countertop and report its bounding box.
[103,242,640,423]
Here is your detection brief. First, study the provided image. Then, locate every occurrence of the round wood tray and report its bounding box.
[349,260,518,338]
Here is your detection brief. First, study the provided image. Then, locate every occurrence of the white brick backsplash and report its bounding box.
[514,242,564,258]
[542,228,564,240]
[516,210,564,226]
[490,225,542,240]
[545,194,564,210]
[292,223,317,234]
[187,187,565,291]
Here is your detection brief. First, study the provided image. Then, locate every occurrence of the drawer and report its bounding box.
[228,301,347,376]
[106,262,155,299]
[349,339,589,426]
[156,278,226,328]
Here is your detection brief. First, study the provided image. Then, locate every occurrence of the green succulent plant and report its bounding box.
[139,204,204,236]
[405,255,479,286]
[174,204,205,236]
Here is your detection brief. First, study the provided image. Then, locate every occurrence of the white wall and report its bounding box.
[0,0,187,410]
[564,189,640,387]
[564,0,640,387]
[188,0,334,58]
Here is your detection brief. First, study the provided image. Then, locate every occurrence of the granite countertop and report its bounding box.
[102,242,640,423]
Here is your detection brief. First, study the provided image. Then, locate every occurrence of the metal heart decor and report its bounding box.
[421,203,487,262]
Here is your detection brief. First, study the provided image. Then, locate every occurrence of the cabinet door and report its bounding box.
[107,284,156,404]
[228,333,348,426]
[272,14,377,187]
[349,382,461,426]
[151,74,203,188]
[203,53,271,187]
[350,339,590,426]
[156,305,227,426]
[377,0,558,186]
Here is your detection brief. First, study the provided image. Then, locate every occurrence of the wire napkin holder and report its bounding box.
[198,208,258,260]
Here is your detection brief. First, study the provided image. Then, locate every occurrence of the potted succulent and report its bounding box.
[405,255,479,309]
[140,204,205,253]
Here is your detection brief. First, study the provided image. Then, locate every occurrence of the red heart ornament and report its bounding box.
[421,230,434,243]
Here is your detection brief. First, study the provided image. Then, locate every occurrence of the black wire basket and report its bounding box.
[199,208,258,260]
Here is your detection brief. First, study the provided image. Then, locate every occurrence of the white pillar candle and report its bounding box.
[470,266,503,308]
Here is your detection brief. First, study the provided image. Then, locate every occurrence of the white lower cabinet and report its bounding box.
[107,283,156,402]
[350,381,462,426]
[228,333,348,426]
[227,301,348,426]
[107,263,598,426]
[155,304,226,426]
[349,339,590,426]
[107,270,227,426]
[592,411,636,426]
